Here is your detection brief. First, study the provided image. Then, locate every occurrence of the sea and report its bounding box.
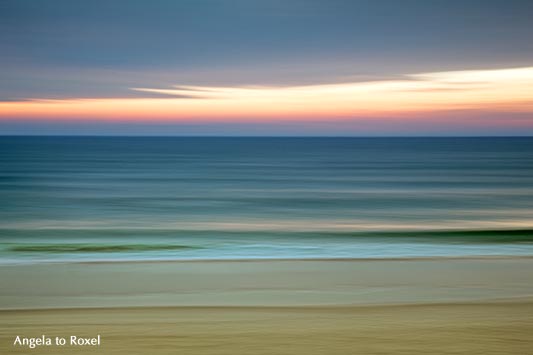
[1,136,533,263]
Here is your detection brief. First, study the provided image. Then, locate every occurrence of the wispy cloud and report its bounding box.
[129,66,533,114]
[1,67,533,124]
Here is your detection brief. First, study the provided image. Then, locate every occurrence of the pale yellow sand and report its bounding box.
[1,302,532,355]
[1,258,532,354]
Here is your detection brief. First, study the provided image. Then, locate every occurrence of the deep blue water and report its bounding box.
[1,136,533,263]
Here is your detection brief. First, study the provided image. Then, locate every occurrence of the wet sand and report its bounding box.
[1,258,532,354]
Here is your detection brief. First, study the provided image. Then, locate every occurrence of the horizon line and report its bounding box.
[2,135,533,138]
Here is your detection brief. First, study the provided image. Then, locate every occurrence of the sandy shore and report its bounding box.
[1,302,532,355]
[1,258,532,354]
[1,258,533,309]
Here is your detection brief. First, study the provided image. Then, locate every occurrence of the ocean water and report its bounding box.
[1,136,533,263]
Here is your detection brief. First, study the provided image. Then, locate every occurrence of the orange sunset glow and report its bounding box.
[2,67,533,124]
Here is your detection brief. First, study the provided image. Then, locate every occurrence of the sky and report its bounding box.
[1,0,532,135]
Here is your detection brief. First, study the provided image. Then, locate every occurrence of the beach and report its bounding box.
[2,138,533,354]
[1,257,533,354]
[3,0,533,350]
